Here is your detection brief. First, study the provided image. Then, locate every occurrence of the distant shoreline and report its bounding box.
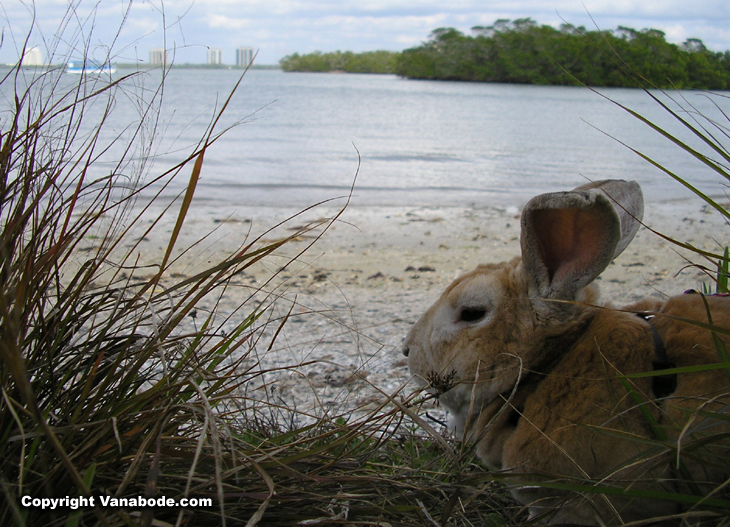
[11,63,281,70]
[280,20,730,90]
[115,63,281,70]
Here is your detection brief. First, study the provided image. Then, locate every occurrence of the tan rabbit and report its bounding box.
[403,180,730,525]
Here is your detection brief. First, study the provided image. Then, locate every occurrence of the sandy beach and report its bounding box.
[96,194,728,426]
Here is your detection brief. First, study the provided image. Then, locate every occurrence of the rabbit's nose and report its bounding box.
[402,345,410,357]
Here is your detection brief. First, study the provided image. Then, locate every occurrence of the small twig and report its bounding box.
[417,499,442,527]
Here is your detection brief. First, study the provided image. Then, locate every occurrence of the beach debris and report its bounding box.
[367,272,385,280]
[405,265,435,273]
[405,211,444,223]
[306,367,369,387]
[213,217,250,224]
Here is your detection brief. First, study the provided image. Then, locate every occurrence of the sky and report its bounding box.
[2,0,730,66]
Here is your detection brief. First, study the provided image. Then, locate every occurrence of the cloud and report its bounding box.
[207,14,252,30]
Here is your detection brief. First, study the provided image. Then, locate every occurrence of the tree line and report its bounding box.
[279,19,730,89]
[279,50,398,74]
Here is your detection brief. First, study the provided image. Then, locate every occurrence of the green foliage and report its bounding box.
[395,19,730,89]
[280,50,399,73]
[719,247,730,294]
[279,20,730,88]
[701,247,730,295]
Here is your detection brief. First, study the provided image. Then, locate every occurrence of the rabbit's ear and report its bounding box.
[520,180,643,300]
[573,179,644,260]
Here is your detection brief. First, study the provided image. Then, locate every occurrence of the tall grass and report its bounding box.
[0,48,313,525]
[615,88,730,524]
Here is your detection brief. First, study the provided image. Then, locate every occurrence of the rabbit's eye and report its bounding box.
[459,307,487,323]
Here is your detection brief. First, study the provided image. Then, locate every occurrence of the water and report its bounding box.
[5,67,729,209]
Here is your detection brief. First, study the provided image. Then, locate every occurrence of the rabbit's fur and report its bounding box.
[403,180,730,525]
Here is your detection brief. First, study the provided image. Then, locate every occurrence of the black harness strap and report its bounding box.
[637,313,677,398]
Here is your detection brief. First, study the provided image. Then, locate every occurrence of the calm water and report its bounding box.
[5,67,729,208]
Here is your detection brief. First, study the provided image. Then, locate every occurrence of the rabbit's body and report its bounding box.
[403,180,730,525]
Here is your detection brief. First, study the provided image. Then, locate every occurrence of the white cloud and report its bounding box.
[207,14,252,30]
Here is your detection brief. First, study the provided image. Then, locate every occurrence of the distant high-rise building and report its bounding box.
[207,48,222,65]
[21,47,43,66]
[236,47,255,68]
[149,49,168,66]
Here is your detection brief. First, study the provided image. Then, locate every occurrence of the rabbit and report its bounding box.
[402,179,730,525]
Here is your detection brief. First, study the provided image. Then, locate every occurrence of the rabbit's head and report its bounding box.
[402,180,644,434]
